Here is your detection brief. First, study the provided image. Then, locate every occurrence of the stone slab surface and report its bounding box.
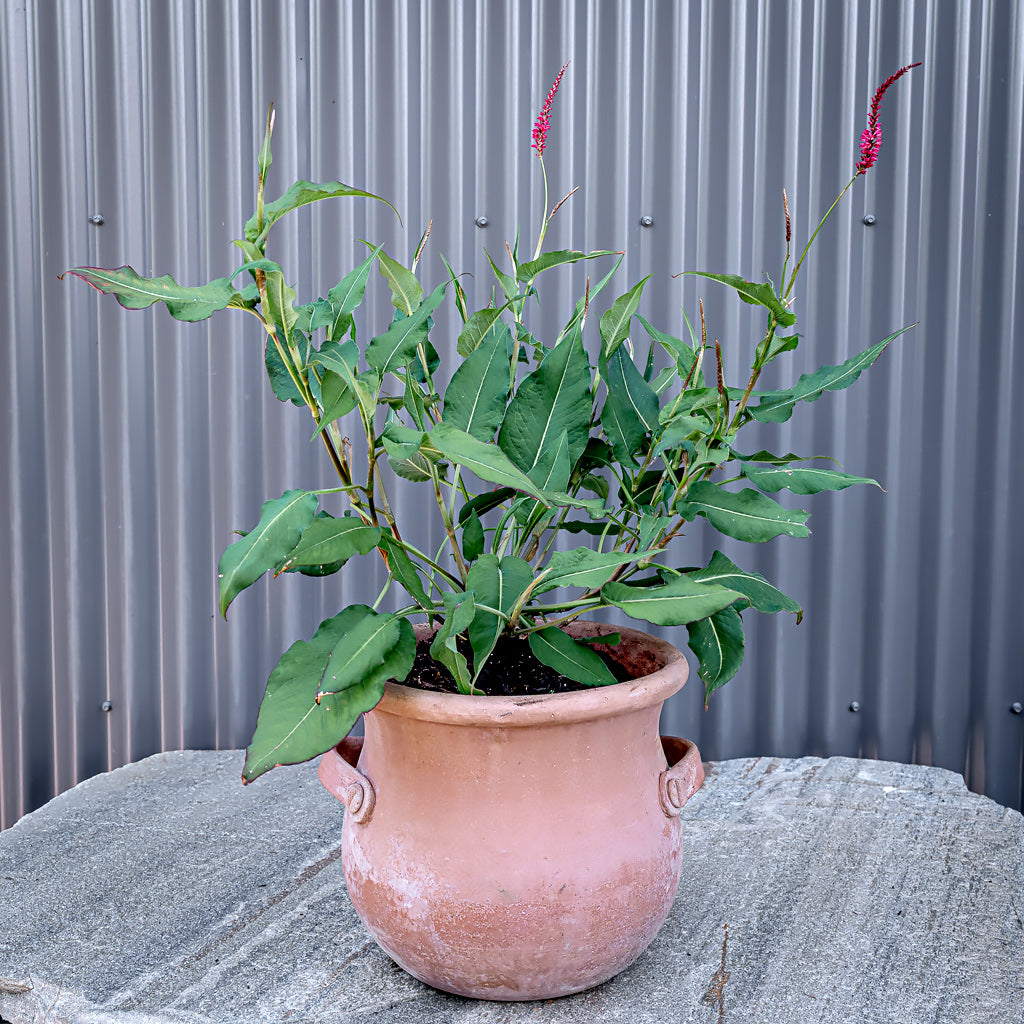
[1,751,1021,1024]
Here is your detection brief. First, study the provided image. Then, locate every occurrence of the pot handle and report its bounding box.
[659,735,705,817]
[318,737,376,825]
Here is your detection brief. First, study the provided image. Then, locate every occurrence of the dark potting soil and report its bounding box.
[403,633,631,697]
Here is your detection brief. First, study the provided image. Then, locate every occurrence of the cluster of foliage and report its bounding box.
[65,64,917,781]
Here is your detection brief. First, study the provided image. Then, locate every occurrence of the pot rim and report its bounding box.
[375,620,688,727]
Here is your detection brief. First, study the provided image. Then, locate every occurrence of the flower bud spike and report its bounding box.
[856,63,921,174]
[783,188,791,246]
[532,60,570,157]
[549,185,580,221]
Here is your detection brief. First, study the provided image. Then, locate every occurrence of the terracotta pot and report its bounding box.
[318,620,704,1001]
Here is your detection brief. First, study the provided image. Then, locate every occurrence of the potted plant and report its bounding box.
[64,62,919,1001]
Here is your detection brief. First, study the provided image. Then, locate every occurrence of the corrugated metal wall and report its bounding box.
[3,0,1022,829]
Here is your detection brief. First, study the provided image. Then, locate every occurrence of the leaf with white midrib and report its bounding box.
[528,627,618,686]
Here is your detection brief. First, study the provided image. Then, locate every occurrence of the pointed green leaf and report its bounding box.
[317,612,402,698]
[602,575,743,626]
[277,517,381,572]
[218,490,318,617]
[484,249,518,302]
[685,272,796,327]
[457,488,517,524]
[365,283,446,375]
[430,423,551,502]
[466,554,533,679]
[636,315,706,387]
[326,247,381,341]
[380,422,426,460]
[689,550,802,619]
[742,464,879,495]
[443,328,512,441]
[62,265,244,323]
[266,335,305,406]
[242,607,412,783]
[751,326,914,423]
[457,306,508,357]
[600,276,651,361]
[430,591,476,694]
[517,248,619,283]
[536,547,656,594]
[498,328,592,481]
[376,249,424,316]
[686,605,745,703]
[557,255,625,343]
[245,180,399,246]
[462,511,485,562]
[528,627,619,686]
[310,369,358,438]
[601,345,659,465]
[676,482,810,542]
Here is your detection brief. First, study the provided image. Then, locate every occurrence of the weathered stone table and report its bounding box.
[1,752,1021,1024]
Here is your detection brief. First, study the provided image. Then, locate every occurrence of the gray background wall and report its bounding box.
[2,0,1022,829]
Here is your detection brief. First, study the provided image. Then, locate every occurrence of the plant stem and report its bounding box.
[785,174,858,300]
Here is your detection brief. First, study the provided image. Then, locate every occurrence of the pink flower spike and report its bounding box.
[856,62,921,174]
[532,60,570,157]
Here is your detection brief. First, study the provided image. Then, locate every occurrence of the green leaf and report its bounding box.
[686,605,745,703]
[317,611,403,698]
[457,306,508,357]
[430,591,476,693]
[313,346,379,422]
[376,249,424,316]
[380,422,426,460]
[466,554,533,679]
[443,328,512,441]
[517,248,619,283]
[557,255,625,343]
[528,627,619,686]
[763,332,800,362]
[685,272,796,328]
[245,181,399,246]
[430,423,551,502]
[688,550,802,620]
[601,345,659,466]
[750,326,914,423]
[536,547,655,594]
[498,328,593,482]
[484,249,518,302]
[310,369,358,438]
[379,534,432,611]
[218,490,318,617]
[277,516,381,572]
[365,283,446,375]
[242,607,413,783]
[599,276,651,362]
[326,247,382,341]
[265,335,305,406]
[636,315,706,387]
[62,265,244,323]
[742,464,879,495]
[676,482,810,542]
[602,575,743,626]
[388,451,437,482]
[457,488,517,524]
[462,511,485,562]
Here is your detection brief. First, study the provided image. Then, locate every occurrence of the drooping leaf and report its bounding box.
[310,368,358,438]
[742,464,879,495]
[62,265,245,323]
[245,181,399,246]
[528,627,619,686]
[484,249,518,302]
[218,490,318,617]
[517,248,619,283]
[443,328,512,441]
[465,554,533,680]
[688,550,802,620]
[365,283,446,375]
[599,276,651,362]
[762,332,800,362]
[429,590,476,694]
[685,271,796,328]
[686,605,745,703]
[601,575,743,626]
[376,249,424,316]
[676,482,810,542]
[498,328,592,482]
[266,335,305,406]
[462,510,485,562]
[601,345,659,466]
[457,306,508,357]
[277,516,381,573]
[380,422,426,460]
[750,326,914,423]
[317,612,402,698]
[241,607,413,783]
[430,423,551,502]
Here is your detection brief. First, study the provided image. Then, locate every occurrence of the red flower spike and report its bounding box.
[532,60,570,157]
[856,62,921,174]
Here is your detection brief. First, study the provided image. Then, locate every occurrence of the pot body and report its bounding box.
[318,621,702,1001]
